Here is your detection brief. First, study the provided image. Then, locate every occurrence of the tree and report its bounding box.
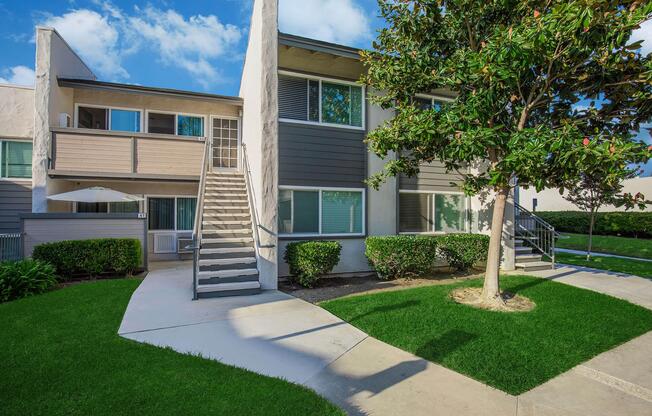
[362,0,652,306]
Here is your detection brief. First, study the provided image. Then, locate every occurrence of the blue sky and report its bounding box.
[0,0,649,174]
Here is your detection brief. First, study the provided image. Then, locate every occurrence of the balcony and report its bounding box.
[49,128,205,181]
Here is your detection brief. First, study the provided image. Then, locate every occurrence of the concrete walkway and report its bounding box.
[556,248,652,263]
[119,263,514,416]
[119,263,652,415]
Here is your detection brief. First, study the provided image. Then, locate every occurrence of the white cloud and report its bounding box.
[630,19,651,55]
[279,0,371,45]
[37,3,243,88]
[0,65,35,86]
[126,6,242,88]
[41,9,128,79]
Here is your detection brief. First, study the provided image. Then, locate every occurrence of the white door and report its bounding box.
[212,117,239,170]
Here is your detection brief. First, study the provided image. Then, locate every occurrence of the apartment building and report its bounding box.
[0,0,518,298]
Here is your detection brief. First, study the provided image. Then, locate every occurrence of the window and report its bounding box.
[76,201,140,213]
[148,197,197,231]
[279,73,364,128]
[110,109,141,132]
[414,96,444,111]
[77,105,141,132]
[78,106,107,130]
[278,188,364,236]
[399,192,467,233]
[1,140,32,179]
[177,115,204,137]
[147,112,175,134]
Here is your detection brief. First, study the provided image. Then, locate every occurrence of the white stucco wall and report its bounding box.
[518,177,652,212]
[239,0,279,289]
[0,85,34,139]
[33,27,96,213]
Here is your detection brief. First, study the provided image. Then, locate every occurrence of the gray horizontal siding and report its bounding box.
[279,122,366,188]
[399,161,464,191]
[0,180,32,233]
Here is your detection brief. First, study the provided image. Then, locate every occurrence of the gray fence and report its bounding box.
[0,233,22,261]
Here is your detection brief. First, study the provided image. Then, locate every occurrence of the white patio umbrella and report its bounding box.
[47,187,144,203]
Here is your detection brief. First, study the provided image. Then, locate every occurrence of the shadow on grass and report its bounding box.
[349,300,421,323]
[415,329,477,362]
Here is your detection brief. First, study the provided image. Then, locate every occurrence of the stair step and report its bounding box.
[515,247,532,253]
[199,274,259,285]
[205,193,247,197]
[199,257,256,266]
[203,212,250,218]
[200,247,255,255]
[204,199,248,204]
[515,261,553,271]
[515,254,542,263]
[202,237,253,244]
[196,280,261,298]
[202,220,251,226]
[204,205,248,210]
[198,268,258,279]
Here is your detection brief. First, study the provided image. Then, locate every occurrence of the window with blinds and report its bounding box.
[399,192,467,233]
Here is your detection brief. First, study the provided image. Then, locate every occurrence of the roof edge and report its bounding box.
[278,32,362,60]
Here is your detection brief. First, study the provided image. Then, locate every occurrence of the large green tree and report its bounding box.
[362,0,652,306]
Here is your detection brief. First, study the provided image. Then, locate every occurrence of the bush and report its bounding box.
[365,235,439,279]
[284,241,342,287]
[32,238,142,279]
[536,211,652,239]
[0,260,57,303]
[437,234,490,271]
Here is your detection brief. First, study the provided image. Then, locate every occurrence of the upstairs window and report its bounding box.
[414,95,445,111]
[76,105,141,132]
[0,140,32,179]
[146,112,205,137]
[279,73,364,129]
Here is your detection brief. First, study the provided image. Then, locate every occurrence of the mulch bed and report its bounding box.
[279,269,483,304]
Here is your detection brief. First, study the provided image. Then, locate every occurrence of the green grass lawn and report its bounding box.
[321,275,652,395]
[0,279,343,416]
[556,233,652,260]
[556,252,652,279]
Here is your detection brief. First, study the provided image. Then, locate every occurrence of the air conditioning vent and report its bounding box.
[177,237,194,253]
[153,233,176,253]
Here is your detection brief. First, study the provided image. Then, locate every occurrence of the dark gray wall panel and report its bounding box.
[399,161,464,191]
[279,122,366,188]
[0,181,32,233]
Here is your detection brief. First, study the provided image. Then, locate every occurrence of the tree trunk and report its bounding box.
[587,210,596,261]
[482,186,509,303]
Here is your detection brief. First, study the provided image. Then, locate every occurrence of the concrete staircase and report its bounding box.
[515,238,554,272]
[195,171,261,298]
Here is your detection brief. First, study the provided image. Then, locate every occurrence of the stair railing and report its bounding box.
[514,202,557,269]
[191,136,211,300]
[241,143,273,268]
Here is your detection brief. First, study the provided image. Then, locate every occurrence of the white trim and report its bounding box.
[415,93,455,104]
[74,103,144,132]
[278,186,366,237]
[278,70,366,130]
[398,189,470,234]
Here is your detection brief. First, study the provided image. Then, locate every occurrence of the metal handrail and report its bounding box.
[241,143,274,254]
[191,137,211,300]
[514,202,557,268]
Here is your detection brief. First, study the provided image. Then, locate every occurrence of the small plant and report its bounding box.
[365,235,438,279]
[0,259,57,303]
[32,238,142,279]
[437,234,490,271]
[284,241,342,287]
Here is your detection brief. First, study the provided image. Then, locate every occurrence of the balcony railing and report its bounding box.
[49,128,205,180]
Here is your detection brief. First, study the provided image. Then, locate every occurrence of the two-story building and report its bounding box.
[0,0,518,298]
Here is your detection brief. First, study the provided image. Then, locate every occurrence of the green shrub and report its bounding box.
[365,235,439,279]
[32,238,142,279]
[437,234,490,271]
[0,260,57,302]
[284,241,342,287]
[536,211,652,238]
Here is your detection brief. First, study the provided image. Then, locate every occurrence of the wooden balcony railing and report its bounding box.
[49,128,205,180]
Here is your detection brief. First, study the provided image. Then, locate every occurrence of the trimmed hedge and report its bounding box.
[437,234,491,271]
[32,238,142,279]
[284,241,342,287]
[536,211,652,239]
[0,260,57,303]
[365,235,439,280]
[365,234,490,279]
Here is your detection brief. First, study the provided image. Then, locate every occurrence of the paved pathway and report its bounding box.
[556,248,652,263]
[119,263,652,415]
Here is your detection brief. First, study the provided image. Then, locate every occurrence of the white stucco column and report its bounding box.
[32,28,52,213]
